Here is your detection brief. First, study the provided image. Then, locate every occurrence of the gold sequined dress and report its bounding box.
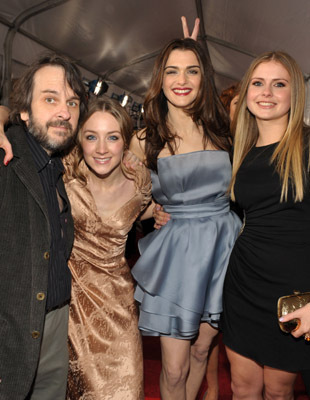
[63,155,151,400]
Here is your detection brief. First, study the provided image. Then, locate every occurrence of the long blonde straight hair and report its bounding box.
[230,51,307,202]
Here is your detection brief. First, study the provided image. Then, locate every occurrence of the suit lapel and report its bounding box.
[10,127,50,223]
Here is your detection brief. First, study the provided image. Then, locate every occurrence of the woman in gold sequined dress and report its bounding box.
[63,97,151,399]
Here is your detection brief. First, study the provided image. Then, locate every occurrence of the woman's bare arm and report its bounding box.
[129,129,146,161]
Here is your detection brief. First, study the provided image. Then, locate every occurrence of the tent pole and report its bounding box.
[195,0,212,65]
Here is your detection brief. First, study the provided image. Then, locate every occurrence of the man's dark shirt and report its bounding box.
[26,130,71,310]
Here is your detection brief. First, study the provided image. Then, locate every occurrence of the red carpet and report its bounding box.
[143,335,308,399]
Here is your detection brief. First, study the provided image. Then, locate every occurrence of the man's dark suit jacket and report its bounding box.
[0,124,74,399]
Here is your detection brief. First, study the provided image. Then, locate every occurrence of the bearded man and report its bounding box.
[0,53,87,400]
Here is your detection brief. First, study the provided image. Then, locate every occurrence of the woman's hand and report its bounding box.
[0,106,13,165]
[0,128,13,166]
[153,204,171,229]
[123,150,142,170]
[181,16,200,40]
[279,303,310,340]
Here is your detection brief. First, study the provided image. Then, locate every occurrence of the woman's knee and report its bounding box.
[263,366,296,400]
[264,383,294,400]
[162,361,189,386]
[191,323,218,363]
[230,377,262,399]
[191,342,209,363]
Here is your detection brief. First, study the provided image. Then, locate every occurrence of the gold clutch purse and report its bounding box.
[277,291,310,333]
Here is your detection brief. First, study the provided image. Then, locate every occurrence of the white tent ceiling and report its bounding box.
[1,0,310,106]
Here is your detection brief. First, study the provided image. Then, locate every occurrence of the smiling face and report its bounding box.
[162,49,201,110]
[20,65,80,154]
[81,111,125,178]
[246,60,291,125]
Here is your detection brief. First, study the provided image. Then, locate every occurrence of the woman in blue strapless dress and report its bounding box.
[130,36,241,400]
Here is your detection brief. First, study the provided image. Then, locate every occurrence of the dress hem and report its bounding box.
[223,338,303,373]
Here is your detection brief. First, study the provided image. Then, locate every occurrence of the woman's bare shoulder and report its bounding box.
[130,129,146,160]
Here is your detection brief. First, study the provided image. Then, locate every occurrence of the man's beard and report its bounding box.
[28,115,76,154]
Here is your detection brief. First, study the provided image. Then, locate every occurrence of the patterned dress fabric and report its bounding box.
[222,142,310,371]
[63,154,151,399]
[132,150,241,339]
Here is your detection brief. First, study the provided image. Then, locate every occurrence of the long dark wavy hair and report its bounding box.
[143,38,231,171]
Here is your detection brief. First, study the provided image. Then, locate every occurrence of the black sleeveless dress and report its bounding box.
[222,142,310,371]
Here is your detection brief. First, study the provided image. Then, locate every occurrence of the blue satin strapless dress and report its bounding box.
[132,150,241,339]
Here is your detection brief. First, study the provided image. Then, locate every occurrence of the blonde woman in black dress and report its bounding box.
[222,51,310,399]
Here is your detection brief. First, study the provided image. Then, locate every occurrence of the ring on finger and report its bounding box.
[304,333,310,342]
